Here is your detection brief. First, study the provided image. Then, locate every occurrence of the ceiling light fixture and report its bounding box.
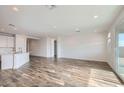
[8,24,17,30]
[108,32,111,38]
[9,24,15,27]
[12,6,19,12]
[94,15,98,19]
[53,26,57,29]
[94,30,97,32]
[46,5,56,10]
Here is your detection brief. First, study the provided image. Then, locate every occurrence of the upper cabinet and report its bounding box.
[0,35,7,47]
[0,35,14,48]
[7,37,14,48]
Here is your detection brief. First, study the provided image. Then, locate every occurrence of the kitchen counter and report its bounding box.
[1,54,14,69]
[14,52,29,69]
[1,52,29,70]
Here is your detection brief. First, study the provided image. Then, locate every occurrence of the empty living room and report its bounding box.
[1,1,124,91]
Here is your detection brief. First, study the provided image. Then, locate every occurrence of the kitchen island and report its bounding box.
[0,52,29,70]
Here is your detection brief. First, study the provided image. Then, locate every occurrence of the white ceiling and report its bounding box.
[0,5,123,37]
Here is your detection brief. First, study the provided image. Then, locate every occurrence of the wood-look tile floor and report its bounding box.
[0,56,123,87]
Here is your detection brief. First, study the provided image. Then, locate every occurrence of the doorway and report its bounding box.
[54,40,57,58]
[0,56,1,70]
[26,38,40,57]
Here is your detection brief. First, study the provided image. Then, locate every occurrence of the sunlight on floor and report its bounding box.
[88,68,122,87]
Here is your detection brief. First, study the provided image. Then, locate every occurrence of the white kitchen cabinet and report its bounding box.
[7,37,14,48]
[1,54,13,69]
[0,35,7,47]
[14,53,29,69]
[0,35,14,48]
[1,52,29,70]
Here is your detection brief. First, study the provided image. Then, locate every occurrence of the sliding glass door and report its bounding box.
[118,33,124,76]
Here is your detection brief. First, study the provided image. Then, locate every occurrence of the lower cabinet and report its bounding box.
[14,53,29,69]
[1,53,29,70]
[1,54,13,69]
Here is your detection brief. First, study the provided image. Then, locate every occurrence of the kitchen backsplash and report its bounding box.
[0,48,13,55]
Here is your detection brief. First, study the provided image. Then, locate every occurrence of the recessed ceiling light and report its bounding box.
[94,30,97,32]
[53,26,57,29]
[12,6,19,12]
[94,15,98,19]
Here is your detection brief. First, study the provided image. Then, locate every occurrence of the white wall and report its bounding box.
[29,37,47,57]
[29,32,108,62]
[58,32,108,62]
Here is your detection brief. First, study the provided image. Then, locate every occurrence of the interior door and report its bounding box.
[54,40,57,58]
